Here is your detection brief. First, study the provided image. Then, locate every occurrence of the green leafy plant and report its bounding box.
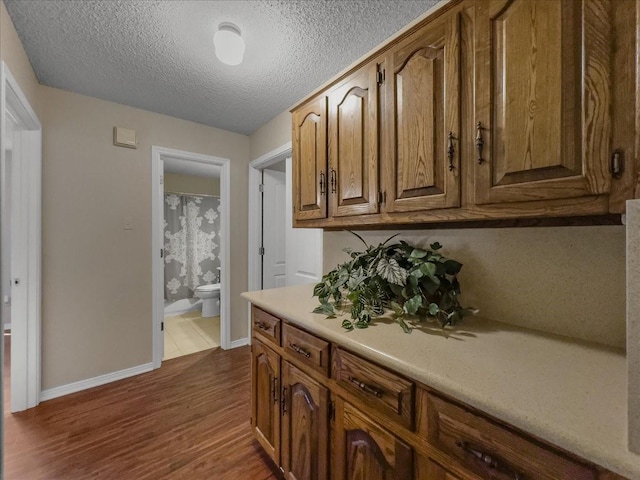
[312,232,476,333]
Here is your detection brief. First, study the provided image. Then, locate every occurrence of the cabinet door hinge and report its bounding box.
[376,64,385,85]
[160,248,164,258]
[161,321,164,331]
[258,247,265,256]
[328,400,335,421]
[258,183,264,192]
[377,191,386,205]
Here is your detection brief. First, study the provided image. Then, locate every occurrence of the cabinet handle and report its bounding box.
[281,386,288,414]
[330,168,337,193]
[447,131,456,171]
[348,376,384,398]
[611,150,623,179]
[288,341,311,358]
[456,441,523,480]
[319,171,326,195]
[254,321,269,331]
[272,377,278,404]
[476,122,485,165]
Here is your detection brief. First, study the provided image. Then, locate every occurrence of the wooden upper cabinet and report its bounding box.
[293,95,328,221]
[473,0,613,205]
[251,339,281,465]
[328,61,380,217]
[281,362,329,480]
[383,10,461,213]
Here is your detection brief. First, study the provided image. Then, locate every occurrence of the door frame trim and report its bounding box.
[151,146,231,368]
[247,142,292,335]
[1,62,42,413]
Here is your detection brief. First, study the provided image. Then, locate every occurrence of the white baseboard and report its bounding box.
[40,362,154,402]
[229,337,250,349]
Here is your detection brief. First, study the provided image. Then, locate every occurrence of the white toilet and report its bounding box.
[194,283,220,318]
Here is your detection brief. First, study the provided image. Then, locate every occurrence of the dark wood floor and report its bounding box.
[4,344,281,480]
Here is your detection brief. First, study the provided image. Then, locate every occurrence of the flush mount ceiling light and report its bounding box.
[213,22,245,66]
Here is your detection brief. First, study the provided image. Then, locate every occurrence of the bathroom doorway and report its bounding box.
[162,163,221,360]
[151,147,231,369]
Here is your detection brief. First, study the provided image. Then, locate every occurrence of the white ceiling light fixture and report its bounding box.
[213,22,245,66]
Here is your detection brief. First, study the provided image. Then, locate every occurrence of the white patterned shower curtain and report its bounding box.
[164,193,221,301]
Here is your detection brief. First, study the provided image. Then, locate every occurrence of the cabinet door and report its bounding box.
[333,398,413,480]
[281,362,329,480]
[473,0,613,205]
[328,61,380,217]
[384,11,461,212]
[293,95,328,221]
[251,338,281,464]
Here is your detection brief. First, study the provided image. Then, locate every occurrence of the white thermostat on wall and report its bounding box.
[113,126,137,149]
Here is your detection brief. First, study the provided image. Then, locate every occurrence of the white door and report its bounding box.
[262,168,287,289]
[284,157,323,285]
[9,129,41,412]
[157,159,164,361]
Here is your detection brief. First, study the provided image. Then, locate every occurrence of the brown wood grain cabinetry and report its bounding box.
[251,338,281,465]
[332,346,414,430]
[473,0,613,205]
[383,7,461,213]
[333,398,413,480]
[328,60,381,218]
[250,306,626,480]
[292,95,328,221]
[290,0,636,228]
[415,455,469,480]
[281,361,329,480]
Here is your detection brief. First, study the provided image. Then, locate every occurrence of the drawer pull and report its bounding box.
[456,441,522,480]
[349,377,383,398]
[281,386,288,415]
[288,342,311,358]
[255,321,269,331]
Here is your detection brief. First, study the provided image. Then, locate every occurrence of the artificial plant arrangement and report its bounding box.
[312,232,476,333]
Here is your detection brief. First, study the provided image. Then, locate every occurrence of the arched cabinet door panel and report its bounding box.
[383,10,461,213]
[281,361,329,480]
[333,398,413,480]
[293,96,328,221]
[251,338,281,464]
[328,61,380,218]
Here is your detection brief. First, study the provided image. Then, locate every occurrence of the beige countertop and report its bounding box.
[242,283,638,479]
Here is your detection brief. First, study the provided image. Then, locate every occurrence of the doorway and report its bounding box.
[1,62,43,414]
[151,146,231,369]
[247,143,323,332]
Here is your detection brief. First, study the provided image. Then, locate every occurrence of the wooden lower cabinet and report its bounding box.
[415,455,466,480]
[281,361,329,480]
[250,307,626,480]
[251,338,281,465]
[332,398,413,480]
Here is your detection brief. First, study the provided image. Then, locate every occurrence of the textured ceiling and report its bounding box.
[5,0,439,135]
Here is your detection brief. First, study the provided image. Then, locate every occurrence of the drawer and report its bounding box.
[282,323,330,375]
[252,307,281,346]
[424,392,597,480]
[332,346,414,429]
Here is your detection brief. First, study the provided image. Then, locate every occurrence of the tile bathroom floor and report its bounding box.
[163,311,220,360]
